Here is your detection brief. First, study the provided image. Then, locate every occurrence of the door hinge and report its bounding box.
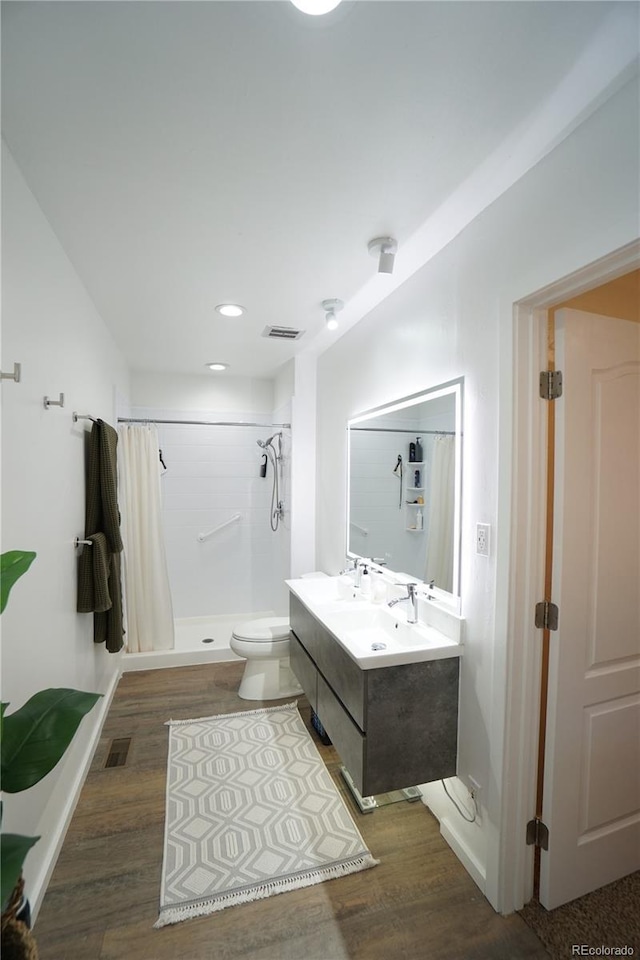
[539,370,563,400]
[535,600,559,631]
[526,817,549,850]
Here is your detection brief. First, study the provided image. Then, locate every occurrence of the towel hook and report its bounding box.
[44,393,65,409]
[74,538,92,548]
[1,362,21,383]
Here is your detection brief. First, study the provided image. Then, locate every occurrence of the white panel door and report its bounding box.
[540,308,640,910]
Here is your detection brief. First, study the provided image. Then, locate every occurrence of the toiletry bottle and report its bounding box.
[360,564,371,598]
[409,441,416,462]
[415,437,423,461]
[416,509,423,530]
[414,468,421,487]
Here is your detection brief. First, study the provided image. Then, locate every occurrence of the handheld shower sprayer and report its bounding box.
[256,431,282,454]
[256,431,284,530]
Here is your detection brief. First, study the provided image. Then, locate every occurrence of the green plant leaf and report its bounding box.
[1,688,101,793]
[0,550,36,614]
[1,832,40,912]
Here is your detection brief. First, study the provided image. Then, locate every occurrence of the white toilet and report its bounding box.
[230,617,303,701]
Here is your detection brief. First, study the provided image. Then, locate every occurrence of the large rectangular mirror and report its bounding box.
[347,378,463,597]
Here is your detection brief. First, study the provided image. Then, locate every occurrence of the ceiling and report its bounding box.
[2,1,637,380]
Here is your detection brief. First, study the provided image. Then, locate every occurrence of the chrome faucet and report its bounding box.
[388,582,419,623]
[353,558,368,588]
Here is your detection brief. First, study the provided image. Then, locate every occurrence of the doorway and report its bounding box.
[502,241,640,914]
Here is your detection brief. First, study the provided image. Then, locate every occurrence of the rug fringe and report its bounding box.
[154,854,379,928]
[165,700,299,727]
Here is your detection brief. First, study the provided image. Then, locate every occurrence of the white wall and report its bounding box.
[290,353,317,577]
[315,78,639,908]
[131,371,273,414]
[130,373,291,618]
[1,142,130,912]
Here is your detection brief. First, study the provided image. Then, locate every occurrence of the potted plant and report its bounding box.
[1,550,101,958]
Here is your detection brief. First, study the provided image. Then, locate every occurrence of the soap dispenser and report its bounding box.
[360,564,372,598]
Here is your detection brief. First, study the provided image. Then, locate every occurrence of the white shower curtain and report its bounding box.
[425,435,455,593]
[118,425,174,652]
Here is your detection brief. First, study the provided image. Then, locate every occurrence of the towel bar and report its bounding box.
[74,538,93,548]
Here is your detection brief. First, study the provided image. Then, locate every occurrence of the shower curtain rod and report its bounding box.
[351,427,455,435]
[118,418,291,429]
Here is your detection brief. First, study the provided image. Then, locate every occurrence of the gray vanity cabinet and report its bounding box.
[289,593,459,796]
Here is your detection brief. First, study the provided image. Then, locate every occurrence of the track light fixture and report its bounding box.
[368,236,398,275]
[322,298,344,332]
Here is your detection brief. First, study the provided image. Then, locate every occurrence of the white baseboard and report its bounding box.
[30,666,122,922]
[419,782,487,896]
[439,816,487,894]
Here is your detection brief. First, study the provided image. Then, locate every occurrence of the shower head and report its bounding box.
[257,432,282,449]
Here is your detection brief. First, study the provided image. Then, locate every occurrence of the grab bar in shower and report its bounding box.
[197,513,242,543]
[349,521,369,537]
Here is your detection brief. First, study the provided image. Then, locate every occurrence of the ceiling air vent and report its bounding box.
[262,325,305,341]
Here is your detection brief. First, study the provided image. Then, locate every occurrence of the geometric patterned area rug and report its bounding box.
[155,702,378,927]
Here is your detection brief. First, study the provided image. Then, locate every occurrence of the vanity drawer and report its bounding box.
[290,594,366,729]
[290,594,324,659]
[289,632,317,711]
[317,673,365,791]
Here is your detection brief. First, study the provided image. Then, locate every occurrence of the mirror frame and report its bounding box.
[346,377,463,600]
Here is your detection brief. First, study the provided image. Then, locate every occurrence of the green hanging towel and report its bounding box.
[77,419,125,653]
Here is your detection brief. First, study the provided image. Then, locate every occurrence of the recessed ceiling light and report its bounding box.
[206,362,229,372]
[215,304,245,318]
[291,0,342,14]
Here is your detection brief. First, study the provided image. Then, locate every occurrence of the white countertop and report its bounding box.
[286,576,462,669]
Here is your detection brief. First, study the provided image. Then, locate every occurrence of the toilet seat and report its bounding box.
[232,617,290,642]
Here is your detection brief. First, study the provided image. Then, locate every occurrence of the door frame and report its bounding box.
[499,239,640,914]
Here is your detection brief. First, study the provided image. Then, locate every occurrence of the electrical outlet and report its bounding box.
[476,523,490,557]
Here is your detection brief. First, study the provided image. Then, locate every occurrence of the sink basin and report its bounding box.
[286,577,462,669]
[322,604,459,667]
[288,575,361,606]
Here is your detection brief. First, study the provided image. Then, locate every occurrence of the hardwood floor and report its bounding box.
[33,662,549,960]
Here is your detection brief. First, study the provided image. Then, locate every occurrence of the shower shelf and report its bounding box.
[405,497,425,533]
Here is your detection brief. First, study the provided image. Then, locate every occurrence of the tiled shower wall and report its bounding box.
[129,405,291,619]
